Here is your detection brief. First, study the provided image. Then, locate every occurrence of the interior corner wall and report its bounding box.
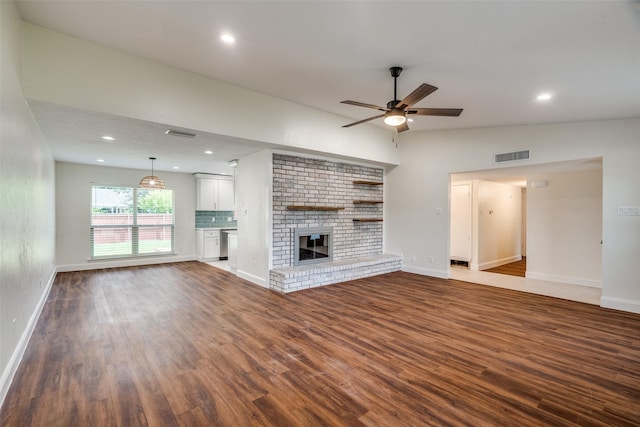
[526,169,603,288]
[0,0,56,406]
[235,150,272,287]
[475,180,522,270]
[385,118,640,313]
[55,162,197,271]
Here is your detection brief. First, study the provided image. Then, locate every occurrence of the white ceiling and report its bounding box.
[16,0,640,174]
[28,100,284,175]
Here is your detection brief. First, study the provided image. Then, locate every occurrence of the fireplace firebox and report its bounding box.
[294,227,333,266]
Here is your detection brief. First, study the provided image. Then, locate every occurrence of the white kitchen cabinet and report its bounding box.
[196,229,220,260]
[217,178,234,211]
[195,174,234,211]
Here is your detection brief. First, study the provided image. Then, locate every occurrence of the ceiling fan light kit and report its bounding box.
[341,66,463,132]
[383,110,406,126]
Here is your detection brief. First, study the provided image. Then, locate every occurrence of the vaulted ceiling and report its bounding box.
[16,1,640,173]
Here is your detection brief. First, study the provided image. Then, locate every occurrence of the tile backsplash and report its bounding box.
[195,211,237,228]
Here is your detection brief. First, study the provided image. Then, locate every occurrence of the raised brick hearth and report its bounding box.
[270,254,402,293]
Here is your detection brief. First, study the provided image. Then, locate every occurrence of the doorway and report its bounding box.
[449,158,603,296]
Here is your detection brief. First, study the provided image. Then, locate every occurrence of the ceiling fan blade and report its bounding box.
[408,108,463,117]
[396,122,410,133]
[342,113,385,128]
[395,83,438,110]
[341,100,387,112]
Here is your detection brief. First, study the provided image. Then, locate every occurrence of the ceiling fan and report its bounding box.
[341,67,463,132]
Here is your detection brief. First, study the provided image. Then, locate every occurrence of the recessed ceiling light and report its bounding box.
[204,150,213,155]
[172,166,180,169]
[220,33,235,44]
[96,158,105,163]
[101,135,115,141]
[536,93,552,102]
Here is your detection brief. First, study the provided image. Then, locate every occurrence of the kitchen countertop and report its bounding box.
[196,227,237,230]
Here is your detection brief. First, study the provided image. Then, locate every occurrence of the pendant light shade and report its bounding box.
[139,157,166,189]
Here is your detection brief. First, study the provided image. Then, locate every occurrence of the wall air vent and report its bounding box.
[495,150,530,163]
[165,129,196,138]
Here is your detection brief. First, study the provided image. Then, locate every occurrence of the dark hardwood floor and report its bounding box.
[2,262,639,426]
[484,257,527,277]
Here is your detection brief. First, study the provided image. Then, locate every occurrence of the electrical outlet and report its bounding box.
[211,217,216,222]
[429,256,434,263]
[227,217,232,221]
[411,255,416,262]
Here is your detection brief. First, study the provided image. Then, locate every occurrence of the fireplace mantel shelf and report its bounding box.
[353,180,383,186]
[286,206,345,211]
[353,218,384,222]
[353,200,383,204]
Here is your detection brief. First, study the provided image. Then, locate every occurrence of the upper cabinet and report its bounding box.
[195,174,235,211]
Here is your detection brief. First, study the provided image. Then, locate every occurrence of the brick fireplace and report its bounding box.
[270,154,400,292]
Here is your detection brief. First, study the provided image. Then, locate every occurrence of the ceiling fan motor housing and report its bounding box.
[387,100,401,109]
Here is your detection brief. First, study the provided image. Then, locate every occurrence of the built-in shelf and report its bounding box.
[286,206,345,211]
[353,180,383,186]
[353,218,383,222]
[353,200,383,205]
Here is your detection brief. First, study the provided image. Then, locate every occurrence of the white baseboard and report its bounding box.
[0,267,57,409]
[474,255,522,271]
[525,271,602,288]
[401,264,448,279]
[57,255,197,272]
[600,296,640,314]
[236,269,268,288]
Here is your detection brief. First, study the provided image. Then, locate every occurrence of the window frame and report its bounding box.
[90,185,175,260]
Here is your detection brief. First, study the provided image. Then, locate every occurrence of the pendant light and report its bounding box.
[139,157,166,189]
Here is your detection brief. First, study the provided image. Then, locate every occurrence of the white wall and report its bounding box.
[386,118,640,313]
[521,189,527,256]
[0,0,56,405]
[21,23,399,168]
[474,180,522,270]
[235,150,272,287]
[526,169,602,287]
[55,162,197,270]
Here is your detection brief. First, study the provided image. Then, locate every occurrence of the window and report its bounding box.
[90,186,174,259]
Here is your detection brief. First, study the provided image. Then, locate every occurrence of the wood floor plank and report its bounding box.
[2,262,640,426]
[484,257,527,276]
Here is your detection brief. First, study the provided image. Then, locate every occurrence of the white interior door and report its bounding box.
[450,183,472,262]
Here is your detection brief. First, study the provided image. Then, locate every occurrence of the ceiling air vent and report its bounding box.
[495,150,530,163]
[165,129,196,138]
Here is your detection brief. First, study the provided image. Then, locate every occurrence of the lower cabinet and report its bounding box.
[196,229,220,261]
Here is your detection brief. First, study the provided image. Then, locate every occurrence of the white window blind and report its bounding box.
[90,186,174,259]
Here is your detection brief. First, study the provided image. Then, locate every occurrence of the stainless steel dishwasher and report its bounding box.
[219,229,234,260]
